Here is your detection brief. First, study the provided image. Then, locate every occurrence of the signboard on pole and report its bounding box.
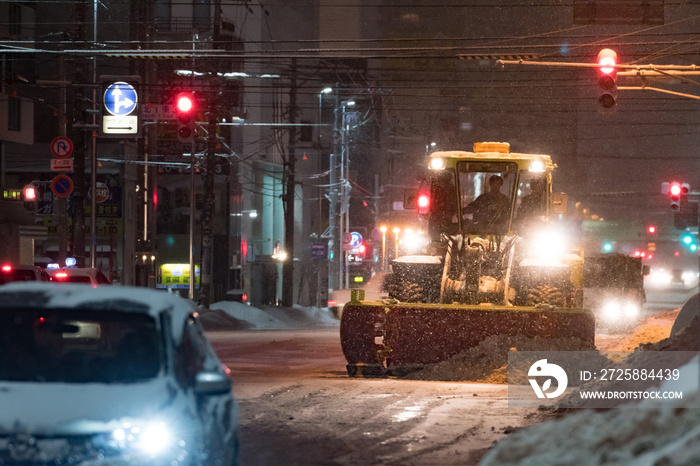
[50,158,74,172]
[51,136,73,158]
[51,175,74,198]
[311,242,327,259]
[99,76,142,138]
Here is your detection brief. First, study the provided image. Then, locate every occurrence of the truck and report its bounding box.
[340,142,596,377]
[583,253,648,330]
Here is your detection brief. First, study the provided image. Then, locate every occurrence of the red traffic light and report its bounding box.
[176,94,194,114]
[417,193,430,215]
[647,225,656,234]
[23,185,37,201]
[669,182,682,197]
[597,48,617,75]
[175,93,196,142]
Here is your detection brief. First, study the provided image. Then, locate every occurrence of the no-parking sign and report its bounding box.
[51,174,74,198]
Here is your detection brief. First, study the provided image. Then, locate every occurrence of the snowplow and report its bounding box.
[340,142,596,377]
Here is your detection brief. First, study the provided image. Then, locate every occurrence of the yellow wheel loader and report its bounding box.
[340,142,596,377]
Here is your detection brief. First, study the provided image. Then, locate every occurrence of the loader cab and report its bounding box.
[426,145,556,239]
[457,161,518,235]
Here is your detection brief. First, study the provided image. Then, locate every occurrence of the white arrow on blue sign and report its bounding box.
[103,82,138,116]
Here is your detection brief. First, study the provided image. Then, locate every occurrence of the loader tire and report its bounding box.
[387,280,425,303]
[527,285,565,307]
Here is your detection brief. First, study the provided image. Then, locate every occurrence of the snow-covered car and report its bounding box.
[0,283,238,465]
[0,264,51,284]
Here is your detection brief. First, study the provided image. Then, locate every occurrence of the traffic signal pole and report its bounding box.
[497,58,700,100]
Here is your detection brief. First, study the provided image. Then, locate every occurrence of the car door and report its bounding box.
[176,315,236,465]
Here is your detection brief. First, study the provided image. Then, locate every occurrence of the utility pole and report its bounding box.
[56,52,68,267]
[199,80,217,308]
[71,0,87,268]
[282,58,297,307]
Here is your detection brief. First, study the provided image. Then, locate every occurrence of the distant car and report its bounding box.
[0,264,51,284]
[329,272,390,319]
[50,267,111,286]
[0,283,239,465]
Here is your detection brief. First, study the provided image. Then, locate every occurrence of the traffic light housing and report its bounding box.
[175,93,196,143]
[417,192,430,215]
[668,181,682,211]
[597,48,618,112]
[23,182,38,212]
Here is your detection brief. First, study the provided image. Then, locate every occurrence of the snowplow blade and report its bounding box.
[340,302,595,377]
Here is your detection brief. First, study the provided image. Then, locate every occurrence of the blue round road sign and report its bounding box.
[51,174,74,198]
[103,82,138,116]
[349,232,363,248]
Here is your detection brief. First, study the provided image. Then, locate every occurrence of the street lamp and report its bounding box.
[340,97,356,289]
[380,225,387,272]
[393,227,401,261]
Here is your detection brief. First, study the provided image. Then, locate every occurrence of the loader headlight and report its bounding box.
[526,228,567,263]
[401,230,430,253]
[429,157,445,170]
[529,160,546,172]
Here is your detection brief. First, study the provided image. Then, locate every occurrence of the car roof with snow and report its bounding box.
[0,282,198,342]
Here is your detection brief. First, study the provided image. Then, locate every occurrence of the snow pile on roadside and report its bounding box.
[555,317,700,409]
[597,309,680,352]
[406,309,687,383]
[480,385,700,466]
[200,301,338,331]
[404,334,593,383]
[480,319,700,465]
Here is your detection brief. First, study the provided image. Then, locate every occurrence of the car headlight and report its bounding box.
[111,421,174,456]
[647,269,672,286]
[623,301,640,317]
[600,299,640,321]
[600,300,620,321]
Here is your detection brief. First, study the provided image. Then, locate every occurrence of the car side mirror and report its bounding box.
[194,371,231,396]
[552,192,568,215]
[642,265,650,276]
[403,189,417,210]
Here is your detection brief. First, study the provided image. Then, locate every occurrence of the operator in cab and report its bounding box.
[463,174,511,234]
[515,175,547,232]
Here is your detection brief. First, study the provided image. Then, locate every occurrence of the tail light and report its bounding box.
[55,271,69,280]
[1,264,12,273]
[417,193,430,215]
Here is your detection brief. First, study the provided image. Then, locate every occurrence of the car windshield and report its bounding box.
[0,269,37,283]
[0,308,163,384]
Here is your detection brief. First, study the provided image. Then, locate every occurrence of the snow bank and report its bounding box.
[404,334,593,383]
[480,318,700,465]
[201,301,338,331]
[480,388,700,466]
